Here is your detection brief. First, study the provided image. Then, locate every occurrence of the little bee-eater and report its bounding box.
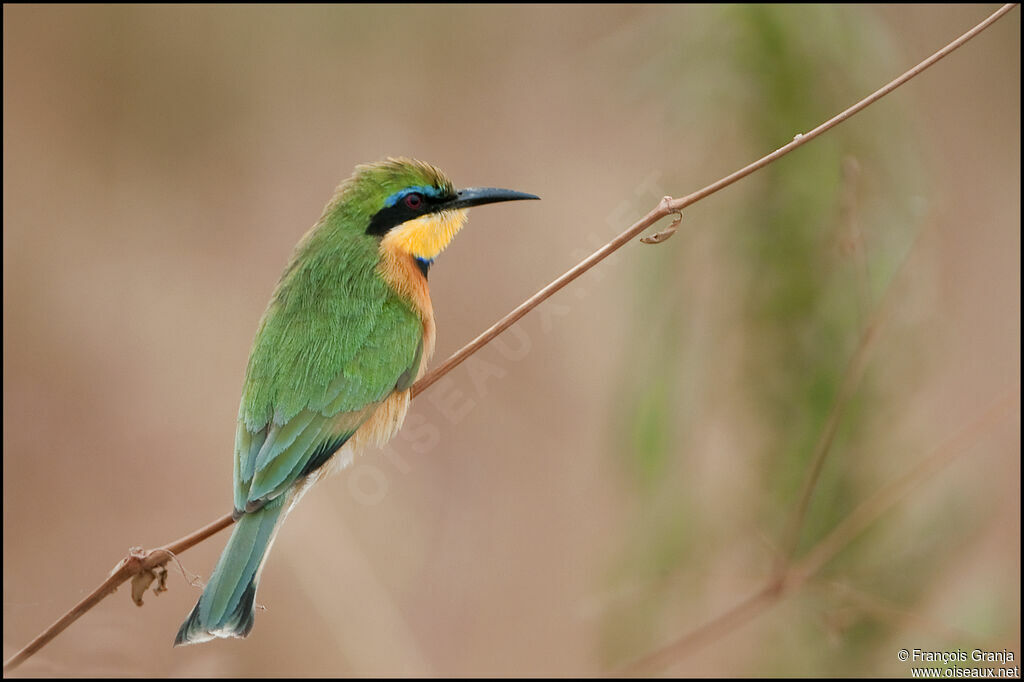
[175,158,538,645]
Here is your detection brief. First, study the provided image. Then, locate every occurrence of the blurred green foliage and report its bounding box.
[604,4,931,673]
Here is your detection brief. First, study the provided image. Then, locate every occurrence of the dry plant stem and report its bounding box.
[774,312,883,568]
[3,4,1016,674]
[811,580,977,641]
[773,221,924,573]
[619,585,780,676]
[680,212,923,667]
[792,386,1019,582]
[1,558,137,675]
[411,2,1017,398]
[410,193,678,397]
[621,387,1019,676]
[1,514,235,673]
[770,158,881,573]
[142,513,236,569]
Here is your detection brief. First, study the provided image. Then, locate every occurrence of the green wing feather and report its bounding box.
[232,235,423,512]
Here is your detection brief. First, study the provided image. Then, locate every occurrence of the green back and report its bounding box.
[231,160,448,511]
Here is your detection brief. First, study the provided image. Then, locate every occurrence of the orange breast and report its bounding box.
[376,238,436,376]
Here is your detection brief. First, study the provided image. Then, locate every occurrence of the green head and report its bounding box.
[318,157,538,264]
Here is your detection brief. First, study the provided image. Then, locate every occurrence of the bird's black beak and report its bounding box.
[438,187,540,211]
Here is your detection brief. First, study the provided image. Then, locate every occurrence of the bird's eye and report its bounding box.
[404,193,424,210]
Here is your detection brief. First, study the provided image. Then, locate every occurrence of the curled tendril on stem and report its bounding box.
[641,196,683,244]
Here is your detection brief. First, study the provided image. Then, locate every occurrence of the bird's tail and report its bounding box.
[174,497,285,646]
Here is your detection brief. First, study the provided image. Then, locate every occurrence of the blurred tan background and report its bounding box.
[3,4,1019,677]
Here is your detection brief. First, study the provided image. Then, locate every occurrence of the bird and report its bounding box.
[174,157,538,645]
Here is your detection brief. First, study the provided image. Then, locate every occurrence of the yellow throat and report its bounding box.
[380,209,469,261]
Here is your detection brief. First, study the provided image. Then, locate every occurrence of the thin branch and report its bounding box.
[810,579,979,642]
[773,299,884,565]
[791,386,1018,583]
[142,513,236,569]
[410,2,1016,398]
[773,220,921,573]
[2,554,140,675]
[409,192,676,397]
[619,584,781,677]
[621,386,1019,676]
[662,2,1018,215]
[3,3,1016,674]
[2,514,235,673]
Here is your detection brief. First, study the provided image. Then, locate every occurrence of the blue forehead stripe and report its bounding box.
[384,185,444,208]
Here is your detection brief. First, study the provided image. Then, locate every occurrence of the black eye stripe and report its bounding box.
[365,191,448,236]
[365,203,417,236]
